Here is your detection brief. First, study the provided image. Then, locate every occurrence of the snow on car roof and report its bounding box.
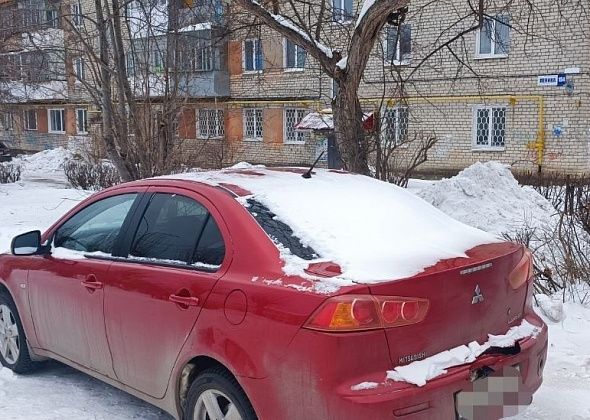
[165,165,499,283]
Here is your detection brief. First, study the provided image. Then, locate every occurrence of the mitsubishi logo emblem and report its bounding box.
[472,284,484,304]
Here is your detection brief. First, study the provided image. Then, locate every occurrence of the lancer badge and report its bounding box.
[472,284,484,304]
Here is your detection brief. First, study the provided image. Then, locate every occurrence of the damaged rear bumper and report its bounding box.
[339,313,548,419]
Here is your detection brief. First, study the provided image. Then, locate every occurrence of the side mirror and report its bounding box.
[11,230,46,256]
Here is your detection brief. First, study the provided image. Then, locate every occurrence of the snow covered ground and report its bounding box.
[0,154,589,419]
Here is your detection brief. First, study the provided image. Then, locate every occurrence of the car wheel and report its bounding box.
[0,292,36,373]
[185,367,257,420]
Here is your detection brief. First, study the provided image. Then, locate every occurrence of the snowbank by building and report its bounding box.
[416,161,556,236]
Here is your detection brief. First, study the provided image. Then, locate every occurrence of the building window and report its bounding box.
[385,24,412,65]
[76,108,88,134]
[330,78,339,99]
[474,106,506,149]
[243,39,263,72]
[476,15,510,58]
[284,108,306,143]
[71,2,83,27]
[74,57,85,80]
[284,38,306,70]
[0,112,14,131]
[381,106,409,146]
[126,53,135,75]
[244,108,263,141]
[45,9,59,28]
[150,44,165,72]
[194,45,213,71]
[48,109,65,133]
[197,109,224,138]
[24,109,37,130]
[332,0,353,23]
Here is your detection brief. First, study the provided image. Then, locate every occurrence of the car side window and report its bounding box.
[129,193,225,269]
[53,194,138,254]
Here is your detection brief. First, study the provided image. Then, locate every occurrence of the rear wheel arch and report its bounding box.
[177,356,244,416]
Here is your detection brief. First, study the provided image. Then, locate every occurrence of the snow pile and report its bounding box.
[166,168,498,282]
[350,381,379,391]
[416,162,555,236]
[386,320,541,387]
[12,147,72,178]
[535,294,566,322]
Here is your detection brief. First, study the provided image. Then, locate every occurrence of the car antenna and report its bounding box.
[302,151,325,179]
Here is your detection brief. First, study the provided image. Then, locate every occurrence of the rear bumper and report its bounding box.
[241,313,547,420]
[339,314,547,419]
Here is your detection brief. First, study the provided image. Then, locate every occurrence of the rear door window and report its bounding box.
[129,193,225,270]
[53,193,138,254]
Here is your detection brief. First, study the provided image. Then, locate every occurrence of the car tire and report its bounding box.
[0,292,36,373]
[185,367,257,420]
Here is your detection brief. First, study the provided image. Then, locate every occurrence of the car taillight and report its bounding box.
[509,249,533,289]
[304,295,429,332]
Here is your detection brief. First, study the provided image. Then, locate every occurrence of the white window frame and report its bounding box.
[472,105,507,151]
[475,15,510,59]
[24,109,37,130]
[76,108,88,134]
[243,108,263,141]
[283,108,307,144]
[71,2,83,27]
[381,106,409,147]
[74,57,85,81]
[243,39,263,73]
[193,44,213,72]
[383,24,412,66]
[197,109,224,139]
[48,108,65,133]
[0,112,14,131]
[283,38,306,72]
[332,0,353,23]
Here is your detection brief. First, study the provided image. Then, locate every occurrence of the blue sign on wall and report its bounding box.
[538,73,567,87]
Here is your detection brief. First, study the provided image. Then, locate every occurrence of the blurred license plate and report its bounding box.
[455,366,528,420]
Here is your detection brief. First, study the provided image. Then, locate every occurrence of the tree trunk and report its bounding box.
[332,83,370,175]
[94,0,134,182]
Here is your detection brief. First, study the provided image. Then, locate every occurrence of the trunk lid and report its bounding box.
[366,242,527,367]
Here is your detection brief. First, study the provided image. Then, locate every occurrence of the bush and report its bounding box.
[0,163,21,183]
[64,160,121,191]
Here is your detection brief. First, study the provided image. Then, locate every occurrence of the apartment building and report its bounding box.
[2,0,589,175]
[0,0,92,151]
[218,0,590,174]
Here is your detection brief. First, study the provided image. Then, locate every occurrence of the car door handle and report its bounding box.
[169,294,200,307]
[81,278,103,291]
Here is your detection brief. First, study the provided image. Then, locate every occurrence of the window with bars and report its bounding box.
[284,38,306,70]
[284,108,306,143]
[24,109,37,130]
[197,109,224,138]
[332,0,353,23]
[244,108,263,141]
[474,106,506,149]
[476,15,510,58]
[76,108,88,134]
[244,39,263,72]
[381,107,409,146]
[385,24,412,65]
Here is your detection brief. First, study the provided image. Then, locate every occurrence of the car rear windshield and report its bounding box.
[246,199,318,260]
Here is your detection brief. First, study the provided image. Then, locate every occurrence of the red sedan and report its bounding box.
[0,168,547,420]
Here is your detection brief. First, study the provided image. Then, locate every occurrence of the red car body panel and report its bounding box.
[0,173,548,420]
